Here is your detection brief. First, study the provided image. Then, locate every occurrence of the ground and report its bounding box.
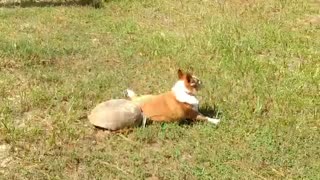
[0,0,319,179]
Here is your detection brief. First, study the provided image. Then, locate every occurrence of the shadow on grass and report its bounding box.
[0,0,110,8]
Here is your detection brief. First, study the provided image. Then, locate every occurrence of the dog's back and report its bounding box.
[139,91,194,122]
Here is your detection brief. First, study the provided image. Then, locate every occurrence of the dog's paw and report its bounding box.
[207,118,220,125]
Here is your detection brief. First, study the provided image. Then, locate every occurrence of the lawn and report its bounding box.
[0,0,319,179]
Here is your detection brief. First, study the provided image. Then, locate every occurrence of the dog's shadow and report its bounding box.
[179,105,221,126]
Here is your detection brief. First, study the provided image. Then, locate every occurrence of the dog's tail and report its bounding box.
[125,89,137,99]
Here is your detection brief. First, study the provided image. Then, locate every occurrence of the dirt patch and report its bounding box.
[0,143,13,175]
[297,15,320,26]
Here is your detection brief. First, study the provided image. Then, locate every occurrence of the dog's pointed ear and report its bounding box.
[178,69,184,79]
[186,73,192,83]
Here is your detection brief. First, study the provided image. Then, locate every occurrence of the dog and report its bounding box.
[125,69,220,125]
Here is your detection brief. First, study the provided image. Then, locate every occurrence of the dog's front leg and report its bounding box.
[187,109,220,125]
[195,113,220,125]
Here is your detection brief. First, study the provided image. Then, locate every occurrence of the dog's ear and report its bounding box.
[186,73,192,83]
[178,69,184,79]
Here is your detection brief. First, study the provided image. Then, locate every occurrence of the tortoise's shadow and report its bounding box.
[179,105,221,126]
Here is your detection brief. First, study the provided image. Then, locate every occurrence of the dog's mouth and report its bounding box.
[190,76,202,90]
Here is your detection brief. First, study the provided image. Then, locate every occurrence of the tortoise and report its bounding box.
[88,99,147,131]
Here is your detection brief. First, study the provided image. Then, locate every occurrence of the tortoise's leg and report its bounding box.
[111,127,134,135]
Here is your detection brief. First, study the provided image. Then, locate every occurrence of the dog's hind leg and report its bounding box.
[124,89,137,99]
[141,114,147,128]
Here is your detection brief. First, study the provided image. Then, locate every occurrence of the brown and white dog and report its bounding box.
[125,69,220,125]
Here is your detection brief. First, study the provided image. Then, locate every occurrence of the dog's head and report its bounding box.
[177,69,202,95]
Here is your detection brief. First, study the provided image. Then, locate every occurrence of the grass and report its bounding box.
[0,0,319,179]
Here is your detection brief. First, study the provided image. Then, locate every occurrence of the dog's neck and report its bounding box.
[171,80,199,110]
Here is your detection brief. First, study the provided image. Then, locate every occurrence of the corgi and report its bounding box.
[126,69,220,125]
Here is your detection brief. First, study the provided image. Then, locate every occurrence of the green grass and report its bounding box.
[0,0,319,179]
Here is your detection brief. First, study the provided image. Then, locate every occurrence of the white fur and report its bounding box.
[171,80,199,110]
[126,89,136,98]
[207,118,220,124]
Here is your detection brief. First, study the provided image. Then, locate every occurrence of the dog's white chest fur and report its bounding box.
[172,80,199,111]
